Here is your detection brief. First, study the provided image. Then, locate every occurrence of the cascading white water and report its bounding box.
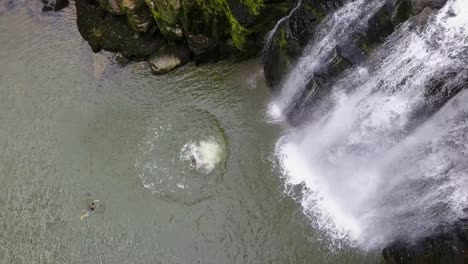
[272,0,468,250]
[269,0,387,121]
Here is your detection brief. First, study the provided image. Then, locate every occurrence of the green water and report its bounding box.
[0,1,380,263]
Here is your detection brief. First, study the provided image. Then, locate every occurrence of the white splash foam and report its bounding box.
[181,137,223,174]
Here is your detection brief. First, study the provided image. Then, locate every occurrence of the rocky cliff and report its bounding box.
[73,0,296,73]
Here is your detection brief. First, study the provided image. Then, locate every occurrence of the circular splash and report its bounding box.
[180,137,223,174]
[135,109,227,205]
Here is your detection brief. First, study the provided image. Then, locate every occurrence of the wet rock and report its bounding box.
[145,0,184,40]
[226,0,256,27]
[76,0,163,59]
[119,0,145,11]
[148,43,191,74]
[383,219,468,264]
[411,0,448,13]
[186,34,220,63]
[393,0,448,25]
[114,52,130,65]
[42,0,69,12]
[96,0,123,15]
[126,5,154,33]
[365,3,395,45]
[408,68,468,127]
[263,0,346,88]
[392,0,415,25]
[409,6,438,28]
[73,0,298,73]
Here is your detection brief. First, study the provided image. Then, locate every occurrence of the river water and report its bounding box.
[0,1,380,263]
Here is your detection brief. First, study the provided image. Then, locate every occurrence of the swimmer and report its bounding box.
[88,202,96,212]
[190,157,197,167]
[80,200,98,220]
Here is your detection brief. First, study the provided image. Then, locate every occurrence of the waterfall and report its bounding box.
[271,0,468,249]
[268,0,387,122]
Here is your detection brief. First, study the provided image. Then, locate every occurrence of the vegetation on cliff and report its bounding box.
[74,0,295,73]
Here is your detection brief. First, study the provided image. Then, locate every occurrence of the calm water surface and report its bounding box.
[0,1,380,263]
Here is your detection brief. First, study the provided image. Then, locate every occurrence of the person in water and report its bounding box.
[80,201,97,220]
[88,202,95,212]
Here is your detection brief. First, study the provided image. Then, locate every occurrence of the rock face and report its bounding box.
[75,0,296,73]
[263,0,349,87]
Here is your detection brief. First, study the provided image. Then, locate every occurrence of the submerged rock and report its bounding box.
[383,219,468,264]
[42,0,69,12]
[148,43,191,74]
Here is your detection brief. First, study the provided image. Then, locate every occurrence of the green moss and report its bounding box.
[241,0,263,16]
[190,0,249,50]
[278,28,287,50]
[97,0,123,14]
[358,38,371,55]
[145,0,179,24]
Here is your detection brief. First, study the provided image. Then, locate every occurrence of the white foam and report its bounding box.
[181,137,223,174]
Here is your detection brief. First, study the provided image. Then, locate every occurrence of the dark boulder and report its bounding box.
[412,0,448,13]
[186,33,221,63]
[96,0,123,15]
[392,0,448,25]
[75,0,163,59]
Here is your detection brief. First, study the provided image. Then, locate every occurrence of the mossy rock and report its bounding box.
[96,0,123,14]
[126,4,154,32]
[118,0,145,11]
[76,0,163,59]
[145,0,184,40]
